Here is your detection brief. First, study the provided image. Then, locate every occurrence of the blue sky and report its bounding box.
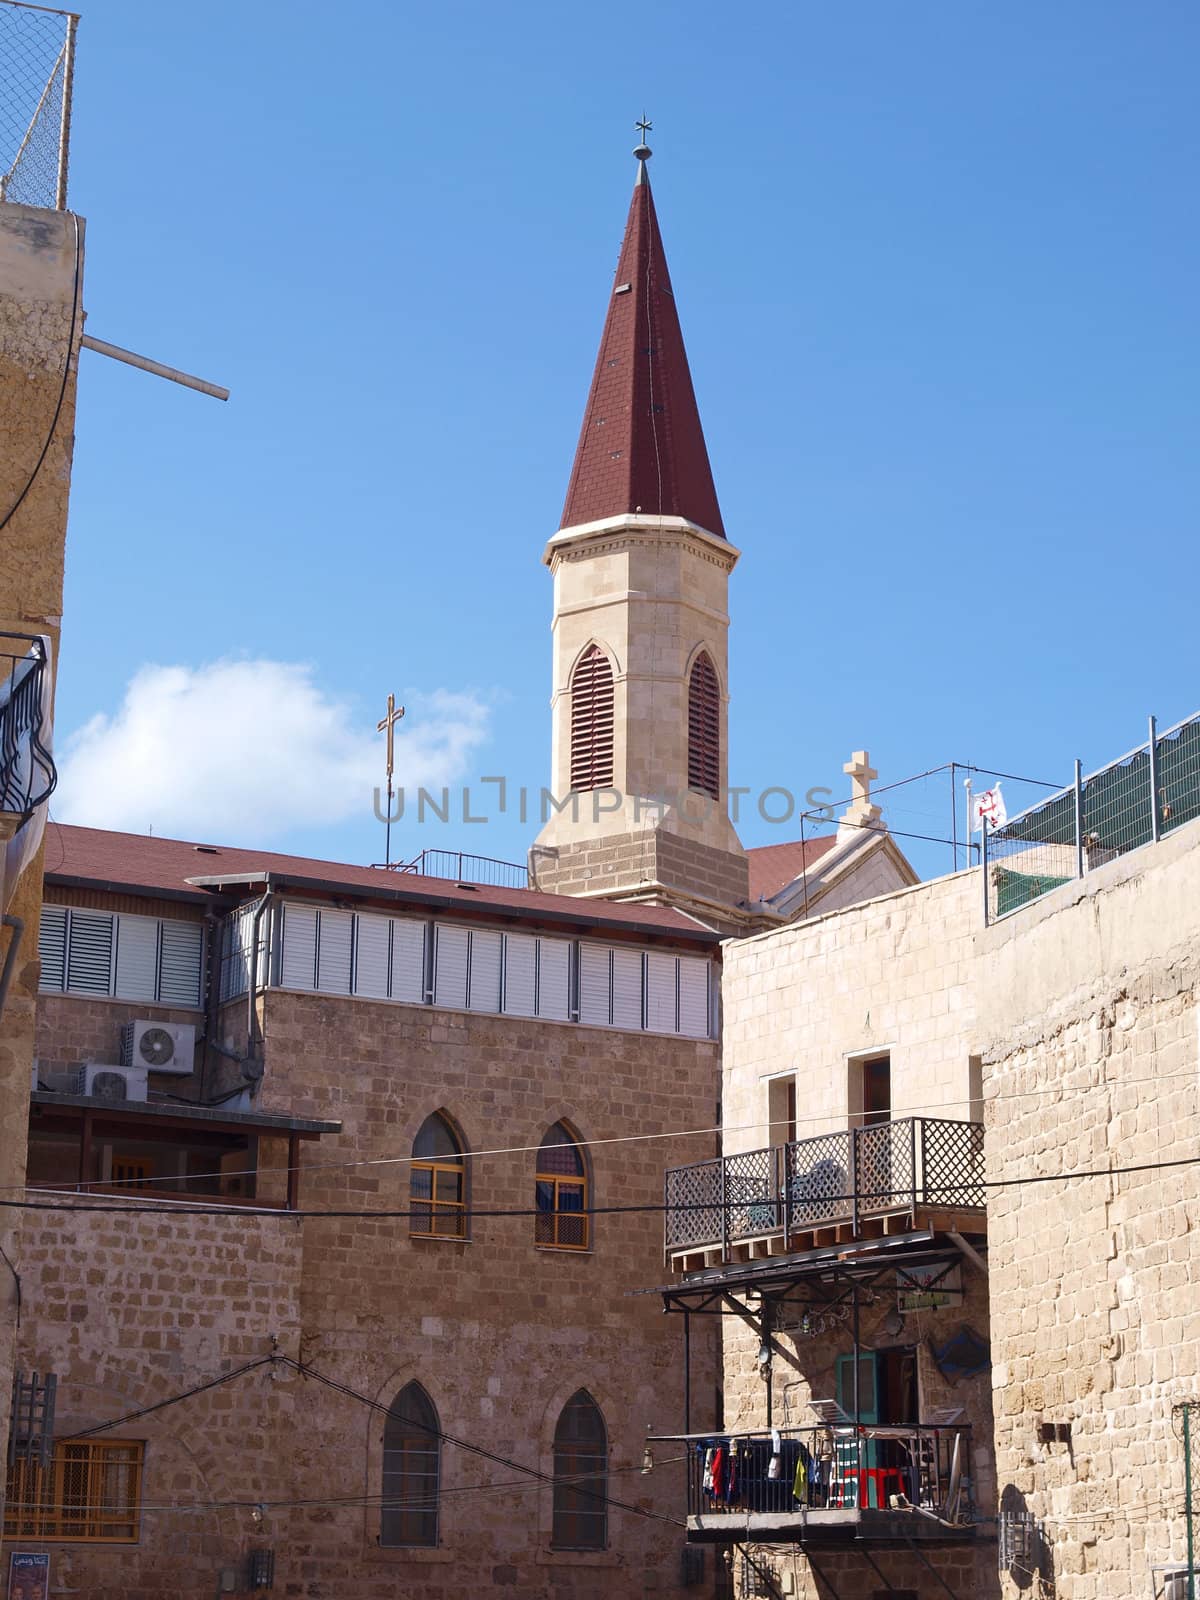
[51,0,1199,880]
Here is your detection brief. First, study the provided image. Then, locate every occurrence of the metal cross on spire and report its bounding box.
[634,114,653,175]
[635,115,653,141]
[377,692,406,865]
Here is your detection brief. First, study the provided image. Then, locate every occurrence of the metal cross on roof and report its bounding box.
[376,692,405,781]
[635,115,653,141]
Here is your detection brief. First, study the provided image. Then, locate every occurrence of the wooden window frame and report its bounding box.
[687,652,720,802]
[535,1173,589,1251]
[5,1439,144,1543]
[569,645,614,793]
[409,1157,467,1240]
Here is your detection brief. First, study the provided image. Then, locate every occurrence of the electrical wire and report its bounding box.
[0,210,81,535]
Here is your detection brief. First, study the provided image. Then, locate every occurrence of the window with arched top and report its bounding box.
[688,651,720,801]
[535,1123,589,1250]
[410,1112,466,1239]
[570,645,614,792]
[381,1381,440,1547]
[552,1390,608,1550]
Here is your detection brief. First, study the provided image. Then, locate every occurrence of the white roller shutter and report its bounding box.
[678,956,710,1038]
[66,911,114,996]
[159,920,203,1008]
[536,938,570,1021]
[502,933,537,1017]
[391,919,426,1003]
[281,904,318,990]
[468,929,502,1012]
[114,915,159,1003]
[316,908,353,995]
[433,924,469,1010]
[579,943,611,1027]
[354,913,391,999]
[611,947,644,1031]
[37,905,67,993]
[645,952,679,1034]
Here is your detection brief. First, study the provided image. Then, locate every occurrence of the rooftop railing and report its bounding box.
[0,634,55,826]
[665,1117,984,1257]
[386,848,529,890]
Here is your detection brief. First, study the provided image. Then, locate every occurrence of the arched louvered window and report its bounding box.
[570,646,614,792]
[552,1390,608,1550]
[688,651,720,801]
[535,1122,589,1250]
[410,1112,466,1239]
[381,1381,440,1547]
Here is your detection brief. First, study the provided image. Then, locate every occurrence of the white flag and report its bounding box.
[971,783,1007,833]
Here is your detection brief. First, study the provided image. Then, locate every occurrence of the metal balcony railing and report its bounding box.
[386,848,529,890]
[683,1422,973,1522]
[0,634,55,825]
[664,1117,985,1255]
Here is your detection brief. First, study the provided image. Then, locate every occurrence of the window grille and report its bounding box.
[687,652,720,800]
[410,1113,467,1239]
[381,1383,440,1547]
[552,1390,607,1549]
[536,1123,589,1250]
[570,646,614,791]
[5,1439,143,1542]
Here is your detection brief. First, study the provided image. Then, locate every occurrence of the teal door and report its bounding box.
[835,1353,880,1502]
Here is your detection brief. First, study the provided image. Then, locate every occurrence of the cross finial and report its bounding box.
[633,114,653,176]
[376,692,406,782]
[635,115,653,141]
[840,749,883,832]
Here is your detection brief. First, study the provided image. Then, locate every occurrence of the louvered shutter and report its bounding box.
[316,908,353,995]
[645,952,679,1034]
[468,929,502,1012]
[37,905,67,993]
[688,652,720,801]
[678,956,710,1038]
[610,948,644,1031]
[66,911,114,996]
[579,943,611,1027]
[114,915,159,1003]
[160,920,204,1008]
[433,925,469,1009]
[281,904,318,990]
[354,913,391,999]
[536,938,570,1021]
[570,646,614,791]
[502,933,537,1017]
[391,919,426,1004]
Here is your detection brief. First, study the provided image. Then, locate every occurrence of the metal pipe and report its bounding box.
[1186,1403,1196,1600]
[0,914,24,1023]
[1074,758,1085,880]
[683,1309,691,1434]
[80,334,230,401]
[981,796,990,926]
[55,15,77,211]
[246,885,274,1058]
[1149,715,1162,844]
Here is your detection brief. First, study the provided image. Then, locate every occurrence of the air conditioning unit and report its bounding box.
[121,1020,196,1076]
[70,1063,149,1103]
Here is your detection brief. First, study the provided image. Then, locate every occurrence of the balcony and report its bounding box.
[0,634,55,830]
[676,1421,976,1548]
[664,1117,984,1271]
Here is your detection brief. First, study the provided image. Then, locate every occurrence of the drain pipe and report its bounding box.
[0,914,24,1024]
[246,880,275,1060]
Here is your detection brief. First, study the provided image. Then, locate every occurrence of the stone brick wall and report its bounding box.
[978,822,1200,1599]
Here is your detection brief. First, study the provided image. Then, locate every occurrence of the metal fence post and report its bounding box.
[719,1156,728,1261]
[1148,715,1162,844]
[1185,1402,1196,1600]
[56,15,78,212]
[1074,759,1085,879]
[981,806,990,926]
[850,1126,860,1237]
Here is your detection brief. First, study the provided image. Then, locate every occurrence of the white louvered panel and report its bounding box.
[502,933,537,1017]
[433,924,469,1010]
[645,952,679,1034]
[535,938,570,1021]
[354,913,390,999]
[114,915,159,1003]
[578,943,611,1027]
[66,910,114,996]
[467,929,502,1013]
[160,920,204,1008]
[316,908,353,995]
[37,905,67,993]
[391,919,426,1004]
[610,947,644,1032]
[678,956,710,1038]
[280,904,318,990]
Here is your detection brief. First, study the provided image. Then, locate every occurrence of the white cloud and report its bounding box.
[54,659,490,842]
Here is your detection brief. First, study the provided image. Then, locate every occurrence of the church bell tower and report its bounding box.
[530,135,749,927]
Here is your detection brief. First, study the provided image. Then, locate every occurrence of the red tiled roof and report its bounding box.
[42,824,720,944]
[560,161,725,538]
[745,835,839,901]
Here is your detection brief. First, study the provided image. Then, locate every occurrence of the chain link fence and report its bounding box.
[984,709,1200,922]
[0,0,78,211]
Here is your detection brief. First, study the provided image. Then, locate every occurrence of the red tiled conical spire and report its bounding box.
[560,151,725,539]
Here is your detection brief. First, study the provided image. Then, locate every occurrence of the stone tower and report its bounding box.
[531,142,750,928]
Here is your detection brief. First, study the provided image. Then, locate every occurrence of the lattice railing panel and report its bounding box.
[787,1132,852,1229]
[726,1146,779,1242]
[855,1119,916,1216]
[920,1118,985,1207]
[664,1160,721,1249]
